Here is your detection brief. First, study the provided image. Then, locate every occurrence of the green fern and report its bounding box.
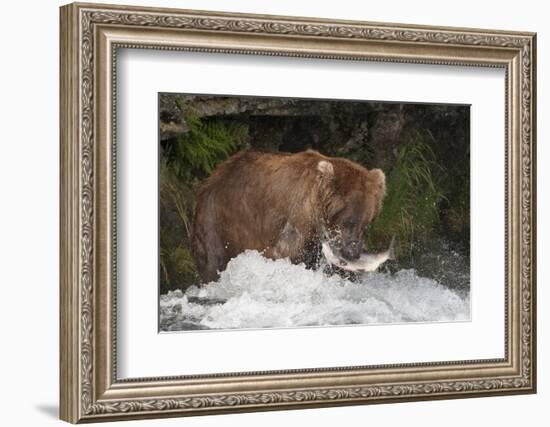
[170,105,247,180]
[159,101,248,292]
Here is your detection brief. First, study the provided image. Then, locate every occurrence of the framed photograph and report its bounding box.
[60,2,537,423]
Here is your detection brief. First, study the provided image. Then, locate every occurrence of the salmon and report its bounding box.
[322,237,395,272]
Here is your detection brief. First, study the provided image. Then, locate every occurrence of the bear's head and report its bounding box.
[317,158,386,261]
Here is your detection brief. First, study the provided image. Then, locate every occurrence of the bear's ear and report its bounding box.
[369,168,386,194]
[316,160,334,178]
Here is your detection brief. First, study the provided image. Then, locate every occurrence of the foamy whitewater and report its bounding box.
[160,250,470,331]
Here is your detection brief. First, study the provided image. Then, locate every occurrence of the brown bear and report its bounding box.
[191,149,386,283]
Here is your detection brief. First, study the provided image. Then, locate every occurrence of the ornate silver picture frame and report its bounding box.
[60,2,536,423]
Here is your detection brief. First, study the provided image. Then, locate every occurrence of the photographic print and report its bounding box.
[159,94,471,332]
[60,5,536,420]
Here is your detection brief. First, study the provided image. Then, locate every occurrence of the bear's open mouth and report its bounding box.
[321,242,349,267]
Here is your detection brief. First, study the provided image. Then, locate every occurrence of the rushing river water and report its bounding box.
[159,247,470,332]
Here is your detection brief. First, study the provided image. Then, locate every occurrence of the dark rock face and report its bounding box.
[159,95,467,175]
[159,96,409,165]
[159,95,188,140]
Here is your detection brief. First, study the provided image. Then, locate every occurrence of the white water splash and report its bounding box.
[160,250,470,331]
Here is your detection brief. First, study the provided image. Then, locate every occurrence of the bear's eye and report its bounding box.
[343,219,356,228]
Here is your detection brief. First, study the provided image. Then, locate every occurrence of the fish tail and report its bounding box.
[388,236,396,260]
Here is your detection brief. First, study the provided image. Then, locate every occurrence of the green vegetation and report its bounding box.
[166,103,248,181]
[159,98,247,293]
[159,160,197,290]
[364,130,447,258]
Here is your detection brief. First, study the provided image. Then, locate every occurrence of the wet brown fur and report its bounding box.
[191,149,385,283]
